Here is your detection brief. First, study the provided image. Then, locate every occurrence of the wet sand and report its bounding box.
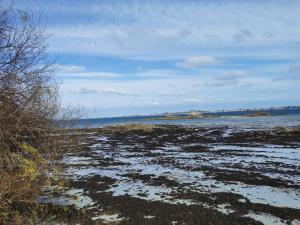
[41,125,300,225]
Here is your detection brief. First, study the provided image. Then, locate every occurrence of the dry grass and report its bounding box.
[0,5,65,224]
[102,123,158,133]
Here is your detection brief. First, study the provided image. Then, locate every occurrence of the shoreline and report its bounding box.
[40,124,300,224]
[73,114,300,129]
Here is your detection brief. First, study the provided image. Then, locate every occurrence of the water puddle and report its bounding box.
[51,127,300,223]
[215,204,235,215]
[245,212,288,225]
[38,188,94,209]
[91,213,125,223]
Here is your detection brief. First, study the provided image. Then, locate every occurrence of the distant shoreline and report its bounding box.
[143,111,276,121]
[73,105,300,121]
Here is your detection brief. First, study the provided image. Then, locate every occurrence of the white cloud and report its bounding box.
[137,69,182,78]
[73,88,98,95]
[72,87,140,97]
[177,56,218,68]
[74,72,122,79]
[54,64,85,73]
[11,1,300,117]
[158,90,187,97]
[180,97,206,104]
[232,29,253,42]
[55,64,122,79]
[59,74,300,117]
[288,65,300,73]
[273,64,300,80]
[217,70,247,80]
[99,88,140,96]
[207,70,248,87]
[36,0,300,59]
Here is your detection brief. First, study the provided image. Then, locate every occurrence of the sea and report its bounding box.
[74,114,300,129]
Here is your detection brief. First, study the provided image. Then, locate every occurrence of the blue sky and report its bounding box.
[9,0,300,117]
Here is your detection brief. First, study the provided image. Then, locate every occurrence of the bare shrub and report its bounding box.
[0,5,61,224]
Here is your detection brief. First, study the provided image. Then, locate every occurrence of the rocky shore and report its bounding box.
[41,124,300,225]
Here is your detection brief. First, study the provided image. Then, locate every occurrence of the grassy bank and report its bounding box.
[0,5,72,224]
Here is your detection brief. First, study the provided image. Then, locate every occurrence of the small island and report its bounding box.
[142,108,293,121]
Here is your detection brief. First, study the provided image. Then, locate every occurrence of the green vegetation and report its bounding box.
[0,5,71,224]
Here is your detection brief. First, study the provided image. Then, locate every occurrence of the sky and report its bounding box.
[8,0,300,117]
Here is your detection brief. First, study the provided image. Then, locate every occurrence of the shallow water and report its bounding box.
[44,124,300,224]
[64,141,300,209]
[245,212,288,225]
[77,114,300,128]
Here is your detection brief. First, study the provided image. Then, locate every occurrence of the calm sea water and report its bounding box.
[75,114,300,128]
